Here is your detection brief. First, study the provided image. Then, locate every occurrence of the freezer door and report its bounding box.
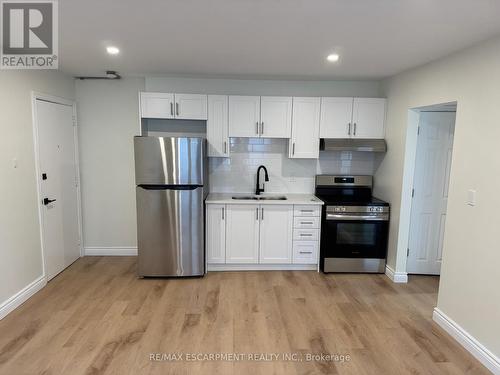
[134,136,205,185]
[136,185,204,277]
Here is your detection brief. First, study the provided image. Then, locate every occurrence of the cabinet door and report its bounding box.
[319,97,353,138]
[226,205,260,263]
[174,94,208,120]
[260,96,292,138]
[289,97,321,159]
[228,96,261,137]
[259,205,293,264]
[207,95,229,157]
[351,98,386,139]
[140,92,174,119]
[206,205,226,264]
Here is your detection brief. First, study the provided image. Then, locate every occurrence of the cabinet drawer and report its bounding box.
[293,216,320,229]
[293,241,318,264]
[293,228,319,241]
[294,205,321,217]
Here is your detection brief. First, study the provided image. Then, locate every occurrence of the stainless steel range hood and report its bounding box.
[320,138,387,152]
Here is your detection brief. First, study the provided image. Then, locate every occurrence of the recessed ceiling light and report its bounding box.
[106,46,120,55]
[326,53,340,62]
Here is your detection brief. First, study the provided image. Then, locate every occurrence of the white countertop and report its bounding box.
[206,193,324,205]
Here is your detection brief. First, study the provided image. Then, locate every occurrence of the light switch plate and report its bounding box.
[467,189,476,206]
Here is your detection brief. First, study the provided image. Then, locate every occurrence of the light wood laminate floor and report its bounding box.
[0,257,490,375]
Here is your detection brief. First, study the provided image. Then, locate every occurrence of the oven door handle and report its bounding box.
[326,213,389,221]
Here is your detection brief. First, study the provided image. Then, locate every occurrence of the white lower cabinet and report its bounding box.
[225,204,260,263]
[206,203,319,268]
[259,205,293,264]
[206,204,226,264]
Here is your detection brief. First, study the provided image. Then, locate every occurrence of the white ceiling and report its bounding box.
[60,0,500,79]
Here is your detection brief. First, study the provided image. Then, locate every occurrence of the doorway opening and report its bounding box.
[406,102,457,276]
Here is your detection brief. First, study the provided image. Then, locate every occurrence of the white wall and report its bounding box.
[0,70,75,310]
[146,76,381,97]
[375,35,500,359]
[76,78,145,250]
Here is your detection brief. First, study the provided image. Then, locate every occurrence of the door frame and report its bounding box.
[31,91,84,281]
[396,101,457,277]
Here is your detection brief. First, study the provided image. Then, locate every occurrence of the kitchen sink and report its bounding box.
[231,195,287,201]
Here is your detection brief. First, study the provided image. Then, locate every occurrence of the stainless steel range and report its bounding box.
[315,175,390,273]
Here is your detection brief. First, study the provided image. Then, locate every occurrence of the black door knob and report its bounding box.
[43,198,56,205]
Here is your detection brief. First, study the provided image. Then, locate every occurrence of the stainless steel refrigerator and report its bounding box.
[134,136,207,277]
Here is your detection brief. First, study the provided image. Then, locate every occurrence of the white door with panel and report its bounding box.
[351,98,386,139]
[36,99,81,281]
[259,96,292,138]
[259,205,293,263]
[289,97,321,159]
[174,93,208,120]
[206,204,226,263]
[225,204,260,263]
[319,97,354,138]
[407,111,456,275]
[228,96,261,137]
[140,92,175,119]
[207,95,229,157]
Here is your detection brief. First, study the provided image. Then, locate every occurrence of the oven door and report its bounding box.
[322,215,389,259]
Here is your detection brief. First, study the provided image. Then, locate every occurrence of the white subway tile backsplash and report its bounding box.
[209,138,381,194]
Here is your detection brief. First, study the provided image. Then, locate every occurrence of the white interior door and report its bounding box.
[407,111,456,275]
[36,99,81,281]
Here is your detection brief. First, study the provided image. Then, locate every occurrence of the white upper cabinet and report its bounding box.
[351,98,386,139]
[174,94,208,120]
[259,96,292,138]
[140,92,175,119]
[140,92,207,120]
[228,96,261,137]
[228,95,292,138]
[319,97,354,138]
[207,95,229,157]
[289,97,321,159]
[206,204,226,264]
[225,204,260,263]
[259,205,293,264]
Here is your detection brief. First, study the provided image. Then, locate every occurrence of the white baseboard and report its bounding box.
[84,247,138,256]
[0,275,46,320]
[433,308,500,374]
[207,263,317,271]
[385,265,408,283]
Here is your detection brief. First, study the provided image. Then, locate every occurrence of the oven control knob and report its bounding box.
[342,207,346,212]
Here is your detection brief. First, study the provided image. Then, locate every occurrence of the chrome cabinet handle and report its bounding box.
[300,209,313,213]
[256,207,259,220]
[256,122,259,135]
[348,123,351,135]
[300,233,313,237]
[261,207,264,220]
[292,142,295,155]
[170,102,174,116]
[176,102,179,116]
[223,141,227,154]
[299,251,313,254]
[353,123,357,136]
[222,207,225,220]
[261,121,264,134]
[300,221,313,225]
